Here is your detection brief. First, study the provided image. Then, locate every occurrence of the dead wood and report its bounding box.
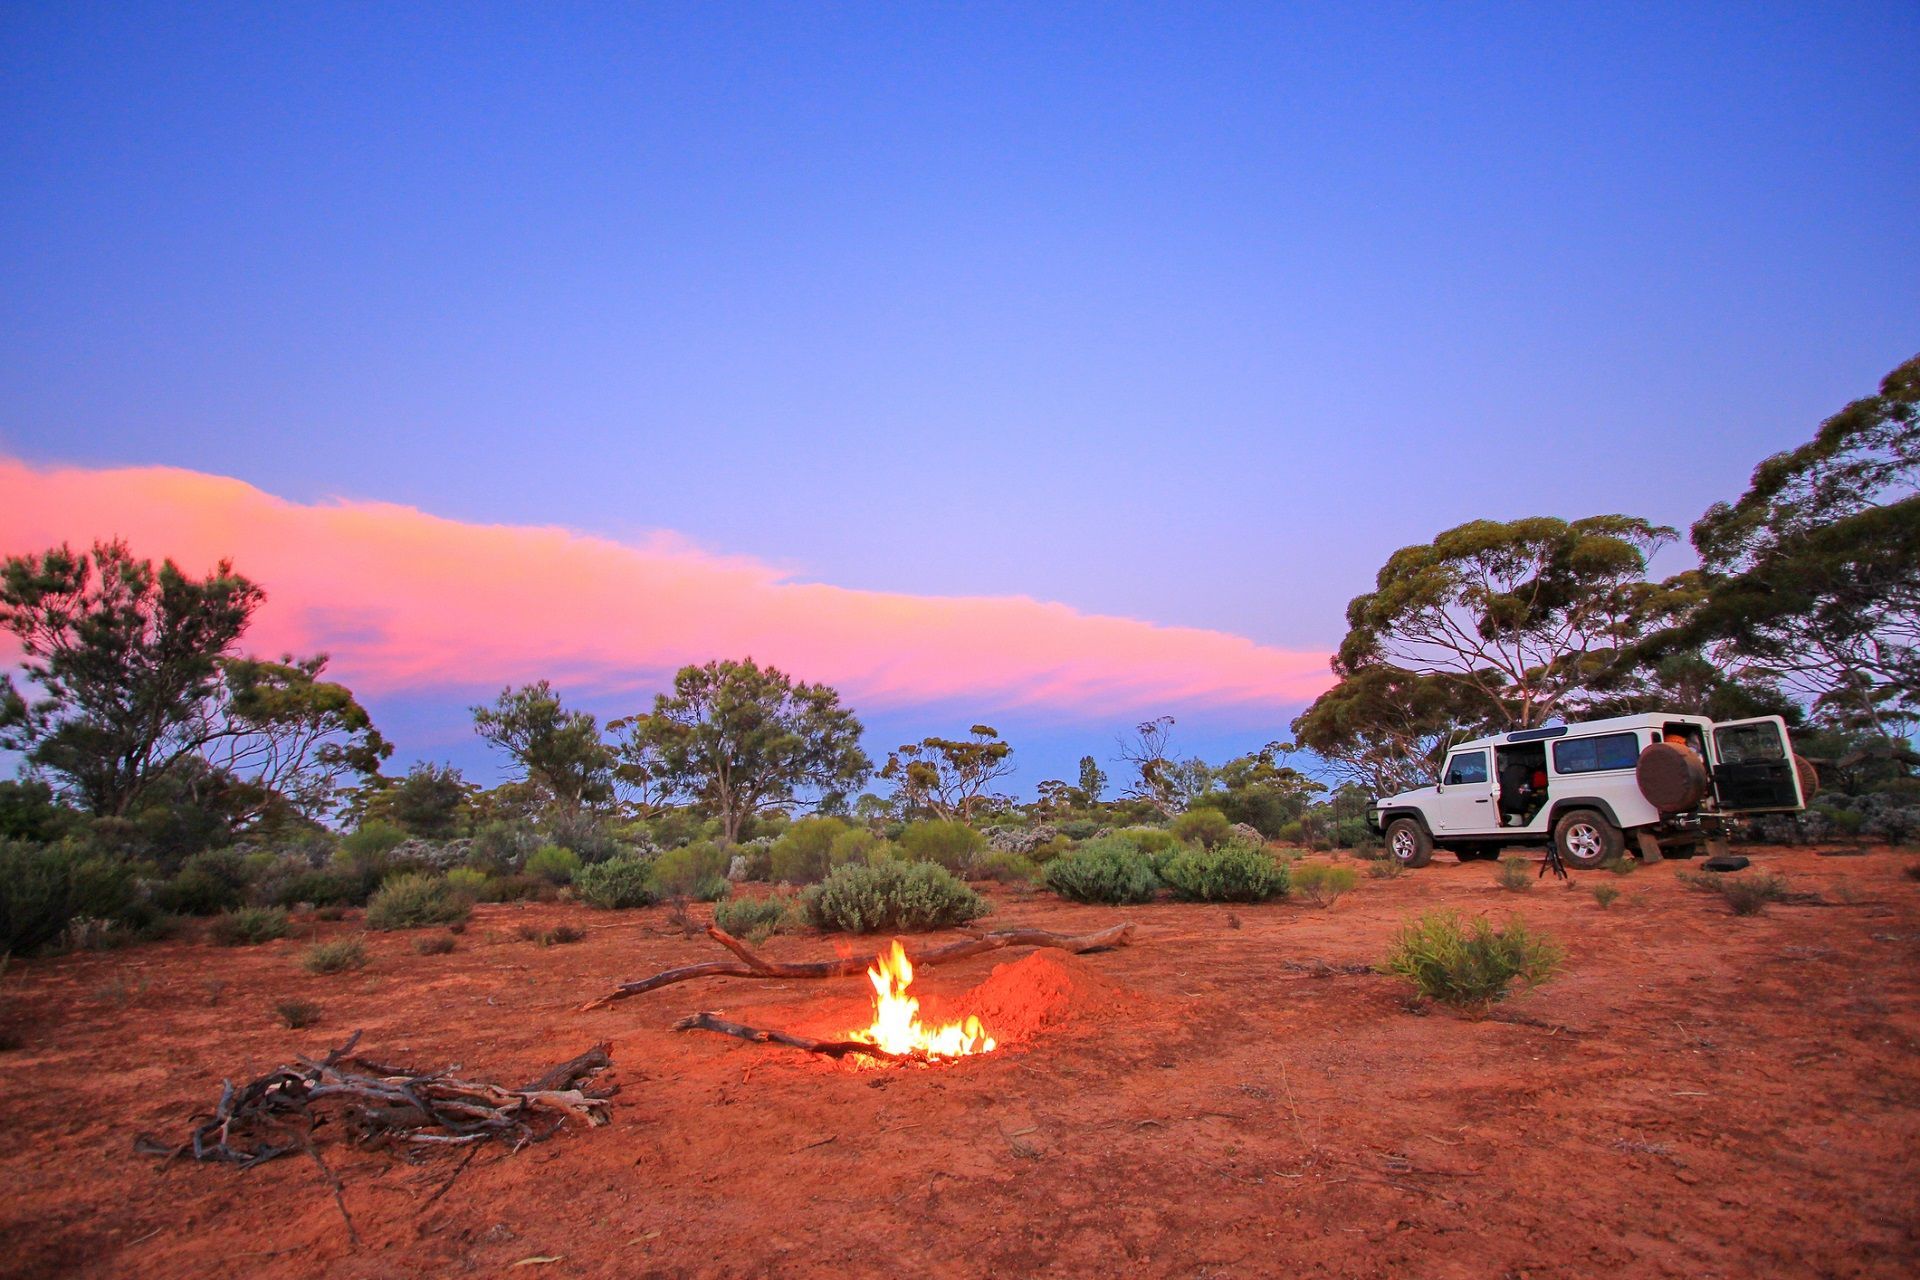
[581,921,1134,1010]
[673,1010,928,1063]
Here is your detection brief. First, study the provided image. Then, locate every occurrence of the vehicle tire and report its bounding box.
[1385,818,1433,869]
[1793,754,1820,803]
[1636,743,1710,813]
[1554,809,1624,870]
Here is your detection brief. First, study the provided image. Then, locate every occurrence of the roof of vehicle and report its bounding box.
[1445,712,1714,756]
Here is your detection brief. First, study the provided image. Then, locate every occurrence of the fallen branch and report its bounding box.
[673,1010,929,1063]
[581,922,1135,1010]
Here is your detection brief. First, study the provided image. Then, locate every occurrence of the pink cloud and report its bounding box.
[0,456,1333,716]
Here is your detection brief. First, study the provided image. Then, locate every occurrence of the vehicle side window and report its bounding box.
[1715,722,1786,764]
[1553,732,1640,775]
[1443,750,1488,786]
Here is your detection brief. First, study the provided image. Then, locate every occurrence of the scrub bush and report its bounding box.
[1592,885,1620,909]
[768,817,851,883]
[1679,869,1791,916]
[803,861,990,934]
[714,894,793,943]
[1042,839,1160,904]
[340,822,407,860]
[211,906,290,946]
[0,840,140,955]
[415,933,458,954]
[443,867,489,899]
[968,850,1040,884]
[1381,911,1562,1012]
[1494,857,1534,891]
[650,842,730,897]
[366,873,471,930]
[1291,861,1358,907]
[300,936,368,974]
[274,999,322,1029]
[524,844,581,885]
[574,857,658,910]
[1171,808,1233,850]
[898,820,986,872]
[1160,841,1290,903]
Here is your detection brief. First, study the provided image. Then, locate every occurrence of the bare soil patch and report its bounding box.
[1,845,1916,1279]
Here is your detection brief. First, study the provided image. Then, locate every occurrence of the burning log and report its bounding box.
[580,921,1135,1010]
[672,1011,932,1063]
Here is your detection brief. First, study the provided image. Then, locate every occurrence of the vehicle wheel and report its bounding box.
[1385,818,1433,869]
[1554,809,1623,870]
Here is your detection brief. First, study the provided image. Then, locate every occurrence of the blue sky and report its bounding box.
[2,3,1915,792]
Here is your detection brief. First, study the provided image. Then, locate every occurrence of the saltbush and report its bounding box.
[211,906,290,946]
[1291,861,1357,907]
[1679,869,1791,916]
[574,857,658,910]
[968,850,1039,884]
[366,873,472,930]
[898,820,986,872]
[524,844,581,885]
[300,936,368,974]
[803,861,990,934]
[1494,857,1534,892]
[0,839,140,955]
[1160,841,1290,903]
[1381,911,1563,1011]
[1043,839,1161,905]
[1171,808,1233,850]
[768,817,851,883]
[713,893,792,943]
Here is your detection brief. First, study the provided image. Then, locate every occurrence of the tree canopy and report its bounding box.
[879,725,1014,820]
[471,681,613,809]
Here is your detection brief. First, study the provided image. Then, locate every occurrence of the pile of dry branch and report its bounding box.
[137,1031,615,1169]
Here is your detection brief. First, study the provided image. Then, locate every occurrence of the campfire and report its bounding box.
[846,941,995,1061]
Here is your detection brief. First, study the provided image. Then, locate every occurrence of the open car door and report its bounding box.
[1709,716,1806,813]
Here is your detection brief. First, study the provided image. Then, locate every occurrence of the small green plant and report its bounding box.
[366,873,472,930]
[1291,861,1358,908]
[1161,841,1291,903]
[274,998,322,1029]
[414,933,458,955]
[524,844,582,885]
[1380,910,1563,1013]
[1042,839,1161,904]
[211,906,291,946]
[1367,857,1405,880]
[1494,857,1534,892]
[713,894,792,943]
[532,924,585,947]
[1170,808,1234,849]
[300,936,368,974]
[1591,884,1621,910]
[1600,856,1636,876]
[803,861,991,934]
[574,857,658,909]
[1678,868,1792,915]
[651,842,730,896]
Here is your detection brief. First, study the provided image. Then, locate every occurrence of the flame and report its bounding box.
[848,941,996,1061]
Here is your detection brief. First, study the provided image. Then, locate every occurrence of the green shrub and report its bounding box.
[1160,841,1290,903]
[1043,839,1161,904]
[1494,857,1534,892]
[1368,856,1406,879]
[300,936,368,974]
[1027,834,1075,863]
[1059,819,1101,841]
[768,817,851,883]
[1171,808,1233,849]
[1275,820,1305,847]
[714,893,792,943]
[153,848,254,915]
[803,861,990,934]
[211,906,290,946]
[415,933,458,955]
[650,841,729,896]
[340,821,407,860]
[476,872,548,902]
[366,873,472,930]
[1592,885,1620,910]
[969,850,1040,884]
[260,864,360,909]
[0,840,140,954]
[1600,856,1636,876]
[467,820,541,873]
[898,820,986,872]
[1120,827,1179,855]
[574,857,659,909]
[828,827,895,869]
[1292,861,1358,907]
[524,844,581,885]
[274,998,321,1029]
[443,867,489,899]
[1677,868,1792,915]
[1381,911,1563,1012]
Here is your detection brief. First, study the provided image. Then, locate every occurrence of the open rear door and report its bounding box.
[1709,716,1806,812]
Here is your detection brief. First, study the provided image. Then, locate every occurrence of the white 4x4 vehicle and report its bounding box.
[1367,712,1811,870]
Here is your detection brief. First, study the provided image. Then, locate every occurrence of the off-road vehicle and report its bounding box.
[1366,713,1813,870]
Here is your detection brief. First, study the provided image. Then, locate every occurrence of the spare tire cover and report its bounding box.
[1793,754,1820,803]
[1637,742,1710,813]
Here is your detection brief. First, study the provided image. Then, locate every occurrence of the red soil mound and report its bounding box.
[950,949,1138,1044]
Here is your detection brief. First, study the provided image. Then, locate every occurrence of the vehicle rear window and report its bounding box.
[1715,722,1786,764]
[1443,750,1488,785]
[1553,732,1641,774]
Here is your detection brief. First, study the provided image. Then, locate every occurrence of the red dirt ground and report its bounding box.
[2,845,1917,1280]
